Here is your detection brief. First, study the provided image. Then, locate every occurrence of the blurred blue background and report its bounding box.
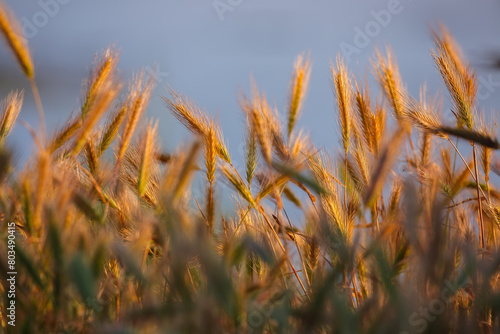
[1,0,499,173]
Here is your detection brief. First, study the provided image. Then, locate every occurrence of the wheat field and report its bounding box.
[1,2,500,333]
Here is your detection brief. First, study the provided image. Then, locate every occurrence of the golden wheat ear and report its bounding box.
[403,95,443,135]
[286,53,311,138]
[117,70,156,165]
[478,116,496,185]
[239,89,271,165]
[0,2,34,79]
[0,90,23,146]
[163,89,231,164]
[138,120,158,198]
[431,27,476,130]
[331,56,352,155]
[98,99,128,157]
[72,80,120,156]
[431,24,467,79]
[81,47,120,118]
[372,47,406,123]
[353,78,378,154]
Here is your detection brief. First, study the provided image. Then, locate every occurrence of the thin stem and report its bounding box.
[485,173,494,244]
[445,136,459,244]
[352,268,360,307]
[472,143,485,249]
[344,151,348,211]
[446,137,488,200]
[257,204,310,299]
[451,136,459,177]
[283,208,311,289]
[446,196,486,209]
[29,77,46,145]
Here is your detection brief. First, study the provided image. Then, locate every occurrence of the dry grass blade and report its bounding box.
[287,53,311,138]
[0,90,23,145]
[404,95,498,148]
[438,126,499,149]
[272,161,326,196]
[0,1,33,78]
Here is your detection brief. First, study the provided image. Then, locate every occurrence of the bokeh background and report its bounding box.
[1,0,499,177]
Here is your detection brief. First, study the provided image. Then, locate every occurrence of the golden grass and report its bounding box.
[0,90,23,146]
[287,54,311,138]
[0,1,33,79]
[331,56,352,154]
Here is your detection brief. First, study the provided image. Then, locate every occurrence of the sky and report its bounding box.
[1,0,499,185]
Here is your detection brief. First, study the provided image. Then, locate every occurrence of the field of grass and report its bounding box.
[1,2,500,333]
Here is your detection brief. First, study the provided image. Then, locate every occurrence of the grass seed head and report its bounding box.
[0,90,23,146]
[331,56,352,154]
[0,1,34,78]
[287,53,311,138]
